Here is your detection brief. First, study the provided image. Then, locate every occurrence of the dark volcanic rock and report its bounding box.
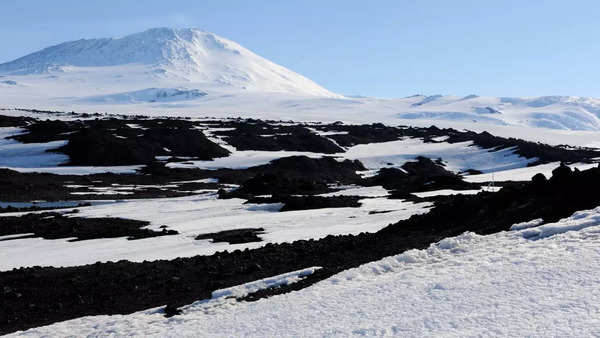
[0,114,34,127]
[163,304,182,317]
[0,212,178,241]
[9,119,81,143]
[0,169,184,202]
[57,128,157,165]
[0,164,224,202]
[316,123,405,147]
[222,156,366,197]
[9,118,230,166]
[195,228,265,244]
[212,120,344,153]
[56,123,229,166]
[369,156,478,195]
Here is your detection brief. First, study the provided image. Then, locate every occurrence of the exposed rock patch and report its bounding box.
[0,212,177,241]
[220,156,365,197]
[8,117,230,165]
[368,156,478,195]
[210,120,344,153]
[195,228,265,244]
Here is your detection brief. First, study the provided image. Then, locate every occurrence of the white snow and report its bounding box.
[411,189,486,198]
[319,185,389,197]
[209,267,321,300]
[167,149,324,170]
[87,87,207,103]
[168,137,536,175]
[509,218,544,231]
[0,193,430,270]
[464,161,599,182]
[14,206,600,337]
[342,139,536,173]
[0,127,68,167]
[0,28,337,98]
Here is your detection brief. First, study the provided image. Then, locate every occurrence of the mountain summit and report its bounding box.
[0,27,336,97]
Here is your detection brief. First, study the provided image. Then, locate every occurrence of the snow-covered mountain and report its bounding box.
[391,94,600,131]
[1,28,600,135]
[0,27,336,98]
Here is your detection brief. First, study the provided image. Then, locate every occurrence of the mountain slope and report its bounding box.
[1,28,600,134]
[0,28,336,97]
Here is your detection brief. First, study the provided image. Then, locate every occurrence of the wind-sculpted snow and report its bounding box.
[13,207,600,337]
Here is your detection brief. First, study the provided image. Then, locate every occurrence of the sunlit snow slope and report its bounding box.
[14,207,600,337]
[0,27,336,100]
[1,28,600,135]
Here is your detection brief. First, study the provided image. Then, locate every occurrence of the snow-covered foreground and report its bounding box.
[14,207,600,337]
[0,192,430,270]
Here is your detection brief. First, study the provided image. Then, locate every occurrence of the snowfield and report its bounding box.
[0,127,68,167]
[0,193,431,270]
[167,137,537,174]
[12,207,600,337]
[464,161,600,183]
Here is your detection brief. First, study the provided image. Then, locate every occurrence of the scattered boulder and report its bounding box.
[368,156,477,194]
[195,228,265,244]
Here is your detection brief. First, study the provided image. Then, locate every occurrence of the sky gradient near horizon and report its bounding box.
[1,0,598,98]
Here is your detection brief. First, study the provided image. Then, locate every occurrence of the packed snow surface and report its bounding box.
[0,193,430,270]
[14,207,600,337]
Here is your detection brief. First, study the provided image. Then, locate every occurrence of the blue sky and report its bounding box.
[1,0,598,98]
